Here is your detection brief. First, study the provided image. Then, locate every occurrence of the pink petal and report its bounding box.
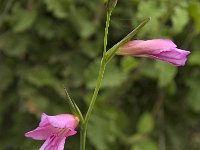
[25,113,79,149]
[25,125,58,140]
[66,128,77,137]
[47,114,78,129]
[117,39,190,66]
[117,39,177,55]
[39,135,66,150]
[150,48,190,66]
[39,113,50,127]
[140,39,177,50]
[122,40,144,47]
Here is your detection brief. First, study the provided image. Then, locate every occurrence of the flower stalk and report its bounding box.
[84,58,106,126]
[79,3,150,150]
[103,11,112,56]
[79,2,114,149]
[80,38,107,150]
[80,127,86,150]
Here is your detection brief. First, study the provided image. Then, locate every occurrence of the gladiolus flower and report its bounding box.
[117,39,190,66]
[25,113,79,150]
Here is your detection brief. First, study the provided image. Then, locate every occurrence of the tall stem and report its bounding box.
[103,11,112,56]
[80,126,86,150]
[85,58,106,125]
[80,58,106,150]
[80,10,111,150]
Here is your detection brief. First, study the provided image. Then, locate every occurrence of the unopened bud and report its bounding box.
[107,0,118,12]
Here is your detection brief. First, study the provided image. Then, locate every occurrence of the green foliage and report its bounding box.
[84,58,127,89]
[189,51,200,65]
[88,108,126,150]
[132,139,157,150]
[44,0,71,19]
[8,3,36,32]
[171,4,189,34]
[188,1,200,34]
[121,57,139,73]
[156,61,177,87]
[0,64,13,94]
[0,0,200,150]
[136,112,154,134]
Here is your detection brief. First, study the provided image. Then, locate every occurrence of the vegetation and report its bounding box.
[0,0,200,150]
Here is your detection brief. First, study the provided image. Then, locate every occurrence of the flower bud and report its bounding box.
[117,39,190,66]
[107,0,118,12]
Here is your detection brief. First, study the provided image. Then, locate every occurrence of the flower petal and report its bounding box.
[150,48,190,66]
[39,135,66,150]
[117,39,190,66]
[47,114,78,129]
[25,125,57,140]
[66,128,77,137]
[25,113,79,149]
[117,39,177,55]
[140,39,177,50]
[39,113,50,127]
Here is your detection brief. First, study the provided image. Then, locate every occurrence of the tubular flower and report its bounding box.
[25,113,79,150]
[117,39,190,66]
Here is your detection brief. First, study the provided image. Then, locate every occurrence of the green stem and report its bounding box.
[80,9,112,150]
[85,58,106,126]
[79,16,150,150]
[103,11,112,56]
[80,127,86,150]
[80,58,106,150]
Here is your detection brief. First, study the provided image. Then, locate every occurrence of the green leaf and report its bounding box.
[24,67,55,87]
[8,3,36,32]
[88,108,126,150]
[188,1,200,34]
[136,0,166,37]
[137,1,165,19]
[69,7,97,39]
[0,33,29,57]
[171,6,189,34]
[44,0,71,19]
[33,17,58,39]
[136,112,154,134]
[188,51,200,65]
[63,87,84,124]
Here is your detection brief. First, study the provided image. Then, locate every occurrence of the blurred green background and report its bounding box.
[0,0,200,150]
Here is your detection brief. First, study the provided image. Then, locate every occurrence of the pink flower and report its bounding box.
[117,39,190,66]
[25,113,79,150]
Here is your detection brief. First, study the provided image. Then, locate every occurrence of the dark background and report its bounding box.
[0,0,200,150]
